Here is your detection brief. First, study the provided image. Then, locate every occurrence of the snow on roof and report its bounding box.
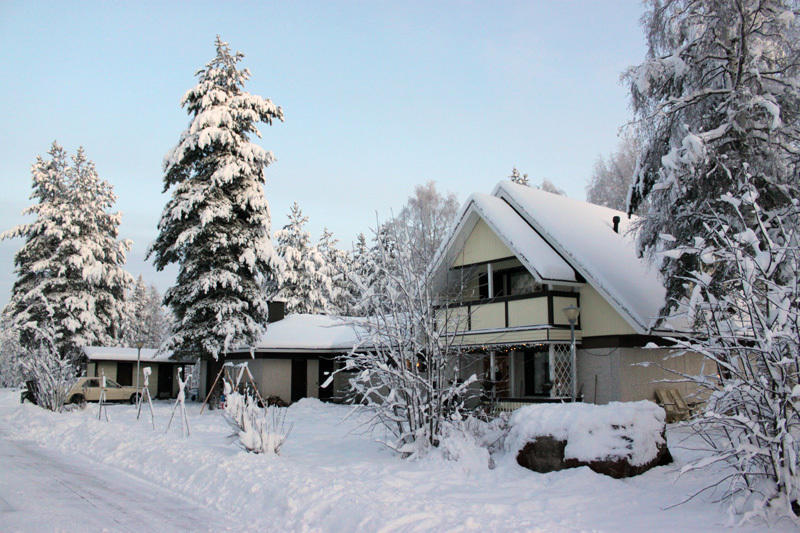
[83,346,176,363]
[229,314,368,353]
[470,193,577,282]
[493,181,668,333]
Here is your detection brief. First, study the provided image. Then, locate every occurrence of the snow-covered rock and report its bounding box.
[507,401,671,478]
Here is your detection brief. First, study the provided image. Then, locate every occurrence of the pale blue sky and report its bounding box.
[0,1,647,305]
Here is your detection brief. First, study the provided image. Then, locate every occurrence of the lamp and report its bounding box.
[562,305,580,401]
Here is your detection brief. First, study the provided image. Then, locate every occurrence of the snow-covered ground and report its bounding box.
[0,390,790,532]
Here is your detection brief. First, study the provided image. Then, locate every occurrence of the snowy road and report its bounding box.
[0,428,234,533]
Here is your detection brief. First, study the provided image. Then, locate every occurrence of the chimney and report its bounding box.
[612,216,620,234]
[268,301,286,323]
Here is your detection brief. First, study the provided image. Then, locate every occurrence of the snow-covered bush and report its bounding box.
[224,390,292,455]
[21,344,77,412]
[659,184,800,520]
[331,219,476,457]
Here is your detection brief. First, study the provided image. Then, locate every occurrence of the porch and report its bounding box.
[461,343,579,411]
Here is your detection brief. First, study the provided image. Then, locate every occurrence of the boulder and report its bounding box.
[516,430,672,478]
[506,401,672,478]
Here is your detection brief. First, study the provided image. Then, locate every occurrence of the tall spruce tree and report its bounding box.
[317,227,351,314]
[274,202,330,314]
[2,142,133,363]
[148,36,284,360]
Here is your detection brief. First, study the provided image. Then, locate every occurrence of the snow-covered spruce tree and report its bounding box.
[274,202,332,314]
[509,167,529,186]
[626,0,800,518]
[586,133,638,211]
[120,275,171,349]
[3,143,133,365]
[148,36,284,360]
[317,228,352,315]
[344,232,373,316]
[330,220,476,457]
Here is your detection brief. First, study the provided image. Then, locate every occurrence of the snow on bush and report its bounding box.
[505,401,667,466]
[21,345,77,413]
[224,390,292,454]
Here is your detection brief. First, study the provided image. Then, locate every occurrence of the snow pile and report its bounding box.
[2,391,784,531]
[506,401,667,466]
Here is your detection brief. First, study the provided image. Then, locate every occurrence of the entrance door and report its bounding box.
[291,359,307,403]
[318,357,334,401]
[523,349,550,396]
[158,365,173,398]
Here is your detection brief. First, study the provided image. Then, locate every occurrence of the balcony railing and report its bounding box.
[435,290,581,333]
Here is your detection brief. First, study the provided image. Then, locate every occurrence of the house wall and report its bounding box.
[578,285,637,337]
[246,359,293,403]
[95,361,117,382]
[576,346,710,405]
[451,219,513,267]
[576,348,621,404]
[617,347,709,403]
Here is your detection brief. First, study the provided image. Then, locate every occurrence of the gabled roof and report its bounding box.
[493,181,668,333]
[429,193,578,288]
[431,180,673,334]
[83,346,176,363]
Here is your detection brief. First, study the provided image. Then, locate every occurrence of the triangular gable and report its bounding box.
[429,193,577,295]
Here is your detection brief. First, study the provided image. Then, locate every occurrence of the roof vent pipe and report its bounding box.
[612,216,620,234]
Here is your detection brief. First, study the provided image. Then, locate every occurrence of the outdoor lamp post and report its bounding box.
[136,340,144,407]
[563,305,580,401]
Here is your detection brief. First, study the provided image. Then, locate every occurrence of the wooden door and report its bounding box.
[291,359,307,403]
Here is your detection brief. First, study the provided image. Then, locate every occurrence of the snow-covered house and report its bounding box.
[83,346,190,399]
[202,305,367,404]
[429,180,704,406]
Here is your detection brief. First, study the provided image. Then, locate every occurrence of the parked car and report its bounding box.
[68,377,141,405]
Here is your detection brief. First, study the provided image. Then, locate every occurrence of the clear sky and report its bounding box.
[0,0,647,306]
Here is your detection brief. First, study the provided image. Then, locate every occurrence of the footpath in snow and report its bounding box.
[0,390,789,532]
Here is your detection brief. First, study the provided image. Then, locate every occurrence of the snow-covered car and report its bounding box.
[68,377,141,405]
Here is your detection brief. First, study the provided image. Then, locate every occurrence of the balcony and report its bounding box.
[436,290,581,347]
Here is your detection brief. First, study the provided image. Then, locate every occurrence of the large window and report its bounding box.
[493,267,540,297]
[448,260,541,303]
